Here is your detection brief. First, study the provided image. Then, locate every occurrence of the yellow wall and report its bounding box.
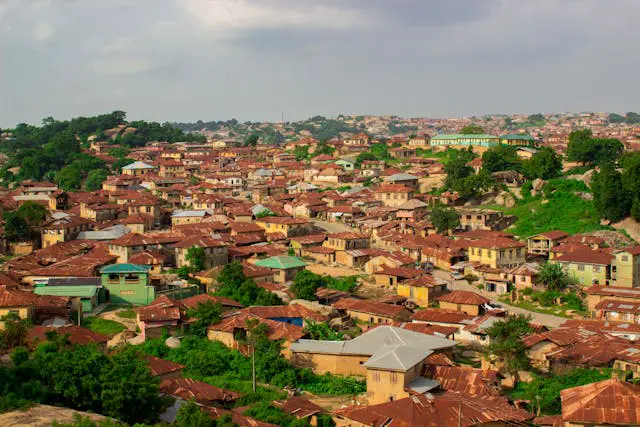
[397,284,445,307]
[366,366,420,405]
[614,251,640,287]
[468,245,525,269]
[291,352,369,376]
[172,216,204,226]
[439,300,480,316]
[552,260,608,287]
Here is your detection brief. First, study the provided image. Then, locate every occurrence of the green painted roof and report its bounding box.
[100,263,151,274]
[334,159,353,165]
[431,134,499,140]
[34,285,98,298]
[500,134,534,140]
[254,256,307,270]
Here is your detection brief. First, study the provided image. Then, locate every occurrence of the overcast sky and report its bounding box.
[1,0,638,127]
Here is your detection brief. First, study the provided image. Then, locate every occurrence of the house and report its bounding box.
[323,232,370,251]
[560,378,640,427]
[467,237,526,269]
[136,295,184,340]
[500,134,536,147]
[612,246,640,288]
[373,266,424,287]
[411,308,475,332]
[551,249,614,286]
[128,250,168,275]
[236,304,326,327]
[207,313,305,358]
[273,397,326,426]
[144,355,184,380]
[333,298,412,326]
[160,378,240,407]
[289,234,327,256]
[364,251,415,274]
[523,326,596,370]
[429,133,500,148]
[384,173,419,189]
[34,284,101,313]
[437,291,490,316]
[122,161,156,176]
[291,325,457,403]
[457,208,508,231]
[584,285,640,316]
[100,263,154,305]
[174,236,228,270]
[396,275,448,308]
[41,215,94,248]
[302,246,336,264]
[395,199,429,221]
[171,210,208,227]
[505,263,541,290]
[334,392,533,427]
[0,288,69,328]
[374,184,413,208]
[594,300,640,324]
[254,217,312,238]
[253,256,306,284]
[180,293,243,313]
[527,231,569,256]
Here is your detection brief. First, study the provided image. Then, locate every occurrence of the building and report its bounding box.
[333,298,412,326]
[122,161,156,176]
[467,238,526,269]
[527,231,570,256]
[174,236,228,270]
[584,286,640,316]
[437,291,490,316]
[551,250,614,286]
[457,208,507,231]
[254,217,312,238]
[500,134,536,147]
[612,246,640,288]
[323,232,370,251]
[374,184,414,208]
[41,215,94,248]
[396,275,448,308]
[253,256,306,284]
[430,134,500,148]
[100,263,154,305]
[171,210,208,227]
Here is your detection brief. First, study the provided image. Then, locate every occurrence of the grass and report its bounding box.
[499,293,587,318]
[116,309,136,319]
[490,179,607,238]
[81,316,126,337]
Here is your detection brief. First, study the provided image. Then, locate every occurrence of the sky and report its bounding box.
[1,0,639,127]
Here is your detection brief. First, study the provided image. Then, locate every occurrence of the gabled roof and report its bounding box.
[437,290,490,306]
[122,161,155,170]
[561,378,640,425]
[100,263,151,274]
[253,256,306,270]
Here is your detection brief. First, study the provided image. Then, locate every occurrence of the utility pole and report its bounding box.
[252,343,256,393]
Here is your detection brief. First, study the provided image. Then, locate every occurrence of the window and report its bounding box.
[594,266,601,273]
[578,264,585,271]
[372,372,381,382]
[622,255,629,262]
[390,373,398,384]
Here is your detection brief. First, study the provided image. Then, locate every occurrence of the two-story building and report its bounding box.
[467,238,526,269]
[100,263,154,305]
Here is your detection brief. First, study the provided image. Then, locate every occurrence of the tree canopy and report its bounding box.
[566,129,623,165]
[485,314,533,380]
[429,204,460,235]
[460,124,485,134]
[522,147,562,180]
[215,262,283,306]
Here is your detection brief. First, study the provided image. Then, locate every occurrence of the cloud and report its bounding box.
[33,22,54,42]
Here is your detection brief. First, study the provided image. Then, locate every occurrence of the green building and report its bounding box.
[34,285,101,313]
[334,159,355,171]
[254,256,306,284]
[430,134,500,148]
[499,134,536,147]
[100,263,154,305]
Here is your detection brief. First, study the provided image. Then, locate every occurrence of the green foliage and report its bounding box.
[481,145,521,173]
[522,147,562,180]
[592,163,631,222]
[609,112,640,124]
[187,301,222,338]
[460,124,485,134]
[52,413,129,427]
[176,400,214,427]
[2,201,48,242]
[243,401,310,427]
[0,341,168,424]
[85,169,109,191]
[56,165,83,190]
[294,146,311,161]
[0,313,29,352]
[313,141,336,157]
[291,270,327,300]
[567,129,623,165]
[355,143,389,166]
[304,321,344,340]
[186,246,206,272]
[511,368,611,415]
[485,314,533,377]
[81,317,126,337]
[215,262,283,306]
[255,209,276,219]
[115,309,136,319]
[244,134,260,147]
[107,147,131,159]
[537,262,576,291]
[429,204,460,234]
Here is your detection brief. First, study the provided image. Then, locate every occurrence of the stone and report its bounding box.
[532,178,545,191]
[165,336,181,349]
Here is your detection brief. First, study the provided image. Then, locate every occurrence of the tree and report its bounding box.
[2,212,31,242]
[187,301,222,338]
[56,165,83,190]
[293,145,310,161]
[217,262,246,289]
[313,142,335,156]
[85,169,109,191]
[176,400,214,427]
[460,124,485,134]
[567,129,623,165]
[186,246,206,272]
[592,163,631,222]
[305,321,344,340]
[290,270,325,301]
[17,201,47,227]
[429,204,460,235]
[485,314,533,382]
[481,145,521,173]
[0,312,28,351]
[244,134,259,147]
[537,262,574,291]
[522,147,562,180]
[216,262,282,306]
[255,209,275,219]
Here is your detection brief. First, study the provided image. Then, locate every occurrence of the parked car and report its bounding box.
[451,271,464,280]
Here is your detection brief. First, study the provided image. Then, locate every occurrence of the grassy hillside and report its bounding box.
[491,179,607,238]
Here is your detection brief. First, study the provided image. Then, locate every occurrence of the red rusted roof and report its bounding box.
[181,293,243,309]
[561,378,640,425]
[160,378,240,404]
[410,308,474,324]
[595,299,640,313]
[424,365,500,396]
[437,290,490,306]
[333,297,409,319]
[28,325,108,347]
[143,355,184,377]
[207,313,305,342]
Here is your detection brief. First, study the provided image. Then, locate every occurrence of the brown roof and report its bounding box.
[335,392,533,427]
[143,355,184,377]
[181,293,243,309]
[523,327,596,348]
[376,184,413,193]
[390,322,458,338]
[554,249,614,265]
[173,235,227,249]
[289,234,327,245]
[410,308,474,324]
[535,230,570,240]
[136,295,184,322]
[160,378,240,404]
[207,313,305,342]
[28,325,108,347]
[326,232,369,240]
[257,216,310,225]
[561,378,640,425]
[401,275,441,288]
[375,267,424,279]
[585,285,640,299]
[595,299,640,313]
[423,365,500,396]
[274,396,325,419]
[437,290,490,306]
[333,298,409,319]
[237,305,326,322]
[468,237,526,249]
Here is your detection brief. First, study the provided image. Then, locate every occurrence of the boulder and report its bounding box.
[165,336,181,349]
[532,178,545,191]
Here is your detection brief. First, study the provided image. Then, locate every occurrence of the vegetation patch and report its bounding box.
[81,317,126,337]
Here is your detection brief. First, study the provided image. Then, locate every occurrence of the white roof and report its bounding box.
[122,161,155,170]
[386,173,418,182]
[172,210,207,218]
